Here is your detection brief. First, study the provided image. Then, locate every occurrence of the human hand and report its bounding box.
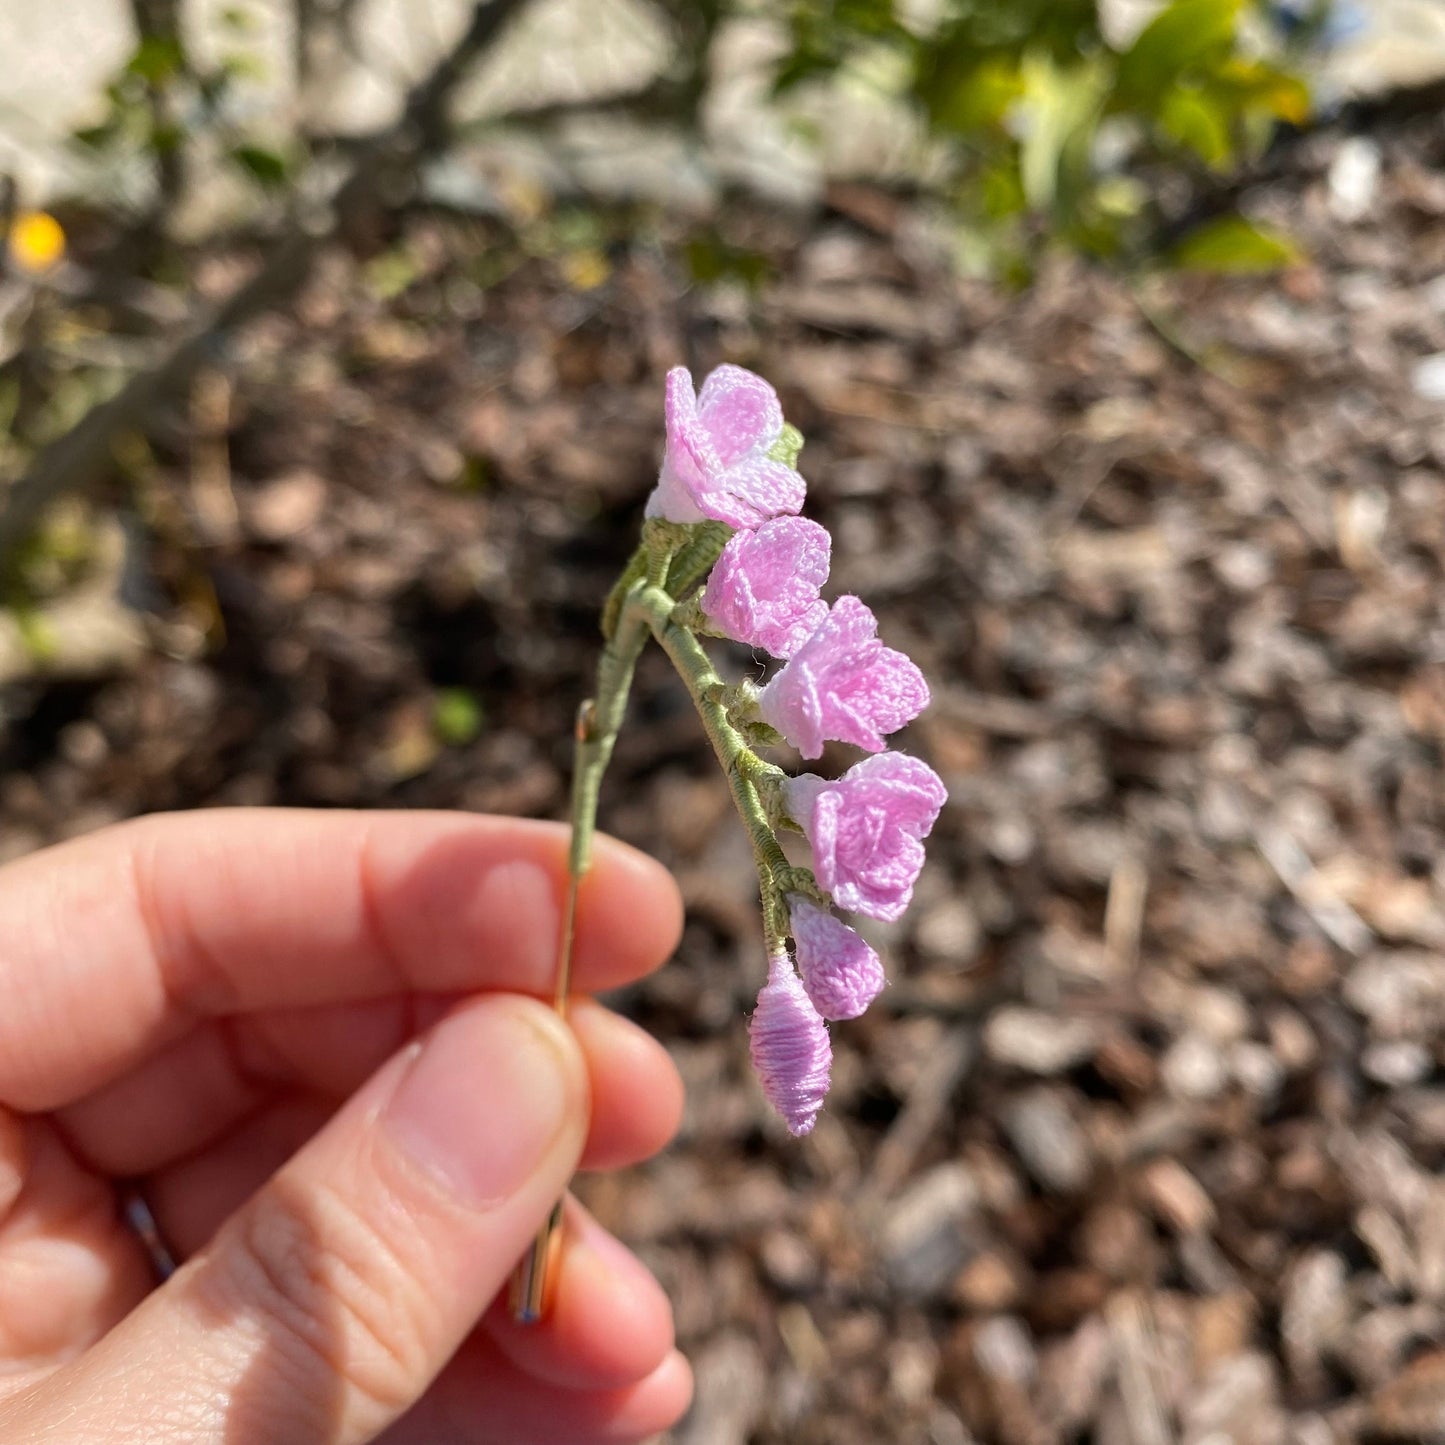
[0,809,691,1443]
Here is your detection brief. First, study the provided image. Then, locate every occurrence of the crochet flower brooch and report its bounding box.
[570,363,946,1136]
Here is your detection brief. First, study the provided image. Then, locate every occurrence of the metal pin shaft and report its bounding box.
[507,700,592,1323]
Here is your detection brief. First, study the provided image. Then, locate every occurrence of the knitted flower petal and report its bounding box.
[701,517,831,657]
[646,367,714,524]
[789,896,885,1020]
[646,366,805,528]
[784,753,947,922]
[757,596,930,759]
[749,951,832,1136]
[697,363,783,466]
[704,453,806,529]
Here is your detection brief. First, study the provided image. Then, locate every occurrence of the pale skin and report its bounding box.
[0,808,694,1443]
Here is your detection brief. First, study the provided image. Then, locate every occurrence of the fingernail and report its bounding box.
[383,999,577,1208]
[469,860,559,991]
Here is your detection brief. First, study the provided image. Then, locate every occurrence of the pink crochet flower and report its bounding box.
[789,896,885,1021]
[646,365,805,529]
[749,950,832,1136]
[785,753,947,922]
[757,595,930,759]
[700,516,831,657]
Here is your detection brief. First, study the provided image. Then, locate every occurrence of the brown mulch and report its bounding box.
[5,116,1445,1443]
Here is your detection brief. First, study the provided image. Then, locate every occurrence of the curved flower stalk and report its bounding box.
[534,362,945,1147]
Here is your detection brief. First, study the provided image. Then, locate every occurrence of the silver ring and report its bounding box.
[123,1191,178,1281]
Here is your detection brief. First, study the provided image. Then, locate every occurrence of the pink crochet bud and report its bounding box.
[700,516,831,657]
[749,950,832,1136]
[757,595,929,759]
[785,753,947,922]
[647,365,805,529]
[789,896,885,1021]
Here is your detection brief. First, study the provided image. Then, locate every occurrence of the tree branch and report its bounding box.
[0,175,15,282]
[127,0,187,212]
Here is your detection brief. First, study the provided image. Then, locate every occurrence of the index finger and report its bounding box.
[0,809,682,1111]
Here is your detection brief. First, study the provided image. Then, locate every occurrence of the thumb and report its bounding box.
[5,994,589,1444]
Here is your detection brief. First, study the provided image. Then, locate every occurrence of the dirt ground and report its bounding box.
[4,114,1445,1442]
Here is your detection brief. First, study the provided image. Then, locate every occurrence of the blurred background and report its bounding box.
[3,1,1445,1440]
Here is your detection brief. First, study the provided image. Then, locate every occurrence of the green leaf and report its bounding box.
[71,120,120,150]
[432,689,486,747]
[772,44,836,95]
[767,424,805,469]
[1064,212,1127,261]
[220,4,257,31]
[126,35,186,85]
[1159,87,1234,167]
[975,154,1026,221]
[364,248,420,300]
[743,720,787,750]
[1114,0,1243,108]
[219,51,269,82]
[1214,58,1311,125]
[1093,173,1147,219]
[1017,52,1108,216]
[926,54,1024,134]
[920,0,1096,64]
[911,0,1097,133]
[772,0,905,95]
[229,144,290,189]
[150,121,184,155]
[1169,215,1302,272]
[13,606,59,664]
[683,236,772,290]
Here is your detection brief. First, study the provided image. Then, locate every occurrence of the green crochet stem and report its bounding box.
[630,584,794,950]
[512,532,819,1326]
[588,565,803,952]
[561,608,647,886]
[590,526,809,946]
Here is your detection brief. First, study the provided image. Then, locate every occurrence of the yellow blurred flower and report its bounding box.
[8,211,66,276]
[560,248,610,292]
